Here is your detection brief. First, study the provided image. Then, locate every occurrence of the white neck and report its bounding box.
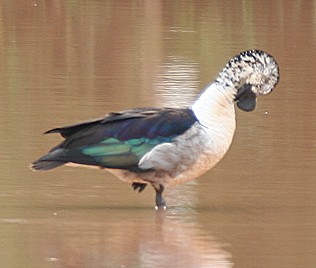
[191,82,236,128]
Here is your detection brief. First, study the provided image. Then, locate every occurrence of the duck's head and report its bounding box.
[216,50,280,111]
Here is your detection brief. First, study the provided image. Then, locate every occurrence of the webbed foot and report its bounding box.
[132,182,147,193]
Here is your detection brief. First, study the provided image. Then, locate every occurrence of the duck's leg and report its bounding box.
[153,184,166,210]
[132,182,147,193]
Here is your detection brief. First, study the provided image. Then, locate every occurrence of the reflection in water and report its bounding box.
[156,56,199,107]
[28,209,232,268]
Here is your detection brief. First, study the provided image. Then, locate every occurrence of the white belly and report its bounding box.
[107,119,236,187]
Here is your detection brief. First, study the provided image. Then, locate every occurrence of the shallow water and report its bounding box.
[0,1,316,267]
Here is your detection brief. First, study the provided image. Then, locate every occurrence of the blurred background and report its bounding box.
[0,1,315,267]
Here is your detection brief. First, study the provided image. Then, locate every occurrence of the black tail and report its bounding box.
[31,159,65,170]
[31,149,68,171]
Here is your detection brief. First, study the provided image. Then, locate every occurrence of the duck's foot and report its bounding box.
[154,184,167,210]
[132,182,147,193]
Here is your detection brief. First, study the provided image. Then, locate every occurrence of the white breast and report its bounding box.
[109,82,237,186]
[165,117,236,186]
[108,116,236,187]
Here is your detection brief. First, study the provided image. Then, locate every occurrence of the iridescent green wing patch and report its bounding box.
[81,137,165,169]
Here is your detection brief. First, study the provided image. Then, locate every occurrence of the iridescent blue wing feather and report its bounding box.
[32,108,197,171]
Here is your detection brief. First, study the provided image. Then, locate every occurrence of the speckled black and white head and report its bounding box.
[216,49,280,111]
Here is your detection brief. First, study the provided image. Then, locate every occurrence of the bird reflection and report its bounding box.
[36,208,233,267]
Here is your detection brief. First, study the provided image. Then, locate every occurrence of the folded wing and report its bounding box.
[32,108,197,172]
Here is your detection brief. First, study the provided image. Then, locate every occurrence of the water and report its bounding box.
[0,1,315,267]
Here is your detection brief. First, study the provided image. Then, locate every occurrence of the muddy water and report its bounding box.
[0,1,315,267]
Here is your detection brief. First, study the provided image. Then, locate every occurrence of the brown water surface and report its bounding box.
[0,1,315,267]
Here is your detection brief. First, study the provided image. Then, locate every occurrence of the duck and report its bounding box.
[31,49,280,209]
